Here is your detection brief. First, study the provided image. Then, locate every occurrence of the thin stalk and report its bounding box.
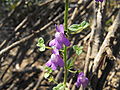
[64,0,69,33]
[63,0,69,88]
[63,45,67,86]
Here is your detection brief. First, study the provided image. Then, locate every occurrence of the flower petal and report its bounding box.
[55,32,64,42]
[46,60,52,67]
[95,0,103,2]
[51,63,57,70]
[76,82,82,87]
[49,39,56,46]
[62,37,71,46]
[56,24,64,34]
[76,72,88,88]
[57,55,64,67]
[52,48,59,55]
[50,54,56,62]
[55,40,63,49]
[49,38,62,50]
[82,78,89,87]
[46,53,64,70]
[55,32,70,46]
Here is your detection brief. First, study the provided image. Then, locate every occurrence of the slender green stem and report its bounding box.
[63,45,67,86]
[45,46,52,49]
[64,0,69,33]
[63,0,69,88]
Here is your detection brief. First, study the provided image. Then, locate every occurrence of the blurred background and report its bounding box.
[0,0,120,90]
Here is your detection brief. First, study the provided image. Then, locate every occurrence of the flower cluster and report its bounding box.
[46,24,70,70]
[46,48,64,70]
[76,72,89,87]
[95,0,103,2]
[49,24,70,50]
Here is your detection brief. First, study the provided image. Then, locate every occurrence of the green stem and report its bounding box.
[64,0,69,33]
[45,46,52,49]
[63,0,69,88]
[63,45,67,86]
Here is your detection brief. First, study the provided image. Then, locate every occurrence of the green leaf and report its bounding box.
[37,37,45,52]
[38,37,44,44]
[44,72,50,79]
[76,49,82,55]
[73,45,78,50]
[39,44,45,51]
[66,58,74,69]
[53,83,65,90]
[68,21,89,34]
[45,67,53,73]
[68,24,82,31]
[80,21,89,29]
[44,67,53,79]
[73,45,83,55]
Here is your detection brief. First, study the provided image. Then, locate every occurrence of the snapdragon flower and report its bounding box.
[76,72,89,87]
[49,39,62,50]
[46,48,64,70]
[95,0,103,2]
[46,24,70,70]
[55,32,70,47]
[49,24,70,50]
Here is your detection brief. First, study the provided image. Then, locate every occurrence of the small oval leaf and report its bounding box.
[68,21,89,34]
[73,45,83,55]
[44,73,50,79]
[39,44,45,51]
[37,37,46,52]
[38,37,44,44]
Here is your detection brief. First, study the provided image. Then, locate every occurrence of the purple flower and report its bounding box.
[55,32,70,47]
[95,0,103,2]
[49,24,70,49]
[55,24,64,34]
[46,24,70,70]
[46,48,64,70]
[49,39,62,50]
[76,72,89,88]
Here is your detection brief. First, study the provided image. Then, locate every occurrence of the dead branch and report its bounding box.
[92,10,120,72]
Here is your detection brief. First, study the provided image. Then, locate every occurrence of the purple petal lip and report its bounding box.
[49,24,70,50]
[49,39,63,50]
[46,24,70,70]
[76,72,89,87]
[52,48,59,55]
[95,0,103,2]
[46,53,64,70]
[49,39,56,47]
[55,24,64,34]
[55,32,70,47]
